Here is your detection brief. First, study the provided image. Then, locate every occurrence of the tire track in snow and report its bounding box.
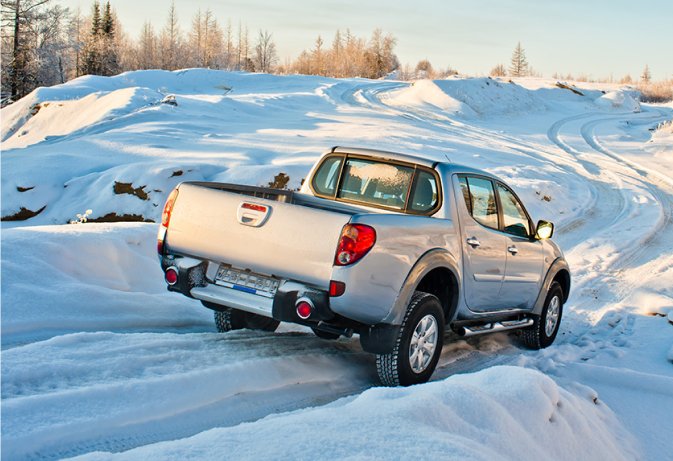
[546,108,673,337]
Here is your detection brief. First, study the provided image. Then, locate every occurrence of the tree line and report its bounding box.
[1,0,401,104]
[1,1,667,105]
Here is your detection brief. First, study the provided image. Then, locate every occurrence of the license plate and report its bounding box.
[214,266,280,298]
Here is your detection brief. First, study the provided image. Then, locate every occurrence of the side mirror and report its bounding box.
[535,220,554,240]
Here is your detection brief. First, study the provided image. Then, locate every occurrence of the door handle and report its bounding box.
[467,237,481,248]
[508,246,519,255]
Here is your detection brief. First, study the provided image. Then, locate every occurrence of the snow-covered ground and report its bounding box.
[2,70,672,460]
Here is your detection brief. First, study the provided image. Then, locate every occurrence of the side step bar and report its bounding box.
[453,318,534,337]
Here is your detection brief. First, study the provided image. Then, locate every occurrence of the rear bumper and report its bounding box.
[163,255,336,323]
[162,254,401,354]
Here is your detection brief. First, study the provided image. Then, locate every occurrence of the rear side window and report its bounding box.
[311,155,344,198]
[409,170,439,212]
[459,176,499,230]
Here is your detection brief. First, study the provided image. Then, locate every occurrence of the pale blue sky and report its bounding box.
[62,0,672,80]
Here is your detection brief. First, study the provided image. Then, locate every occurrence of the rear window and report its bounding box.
[337,158,413,210]
[310,155,441,214]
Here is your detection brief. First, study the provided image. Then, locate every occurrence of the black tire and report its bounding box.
[376,292,445,387]
[311,328,340,340]
[214,308,280,333]
[523,281,564,350]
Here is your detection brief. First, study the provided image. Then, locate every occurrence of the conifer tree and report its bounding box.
[641,64,651,83]
[508,41,528,78]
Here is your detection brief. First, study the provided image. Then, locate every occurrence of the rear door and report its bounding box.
[455,176,508,312]
[166,184,352,289]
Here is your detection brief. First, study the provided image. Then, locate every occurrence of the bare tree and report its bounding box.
[224,18,234,69]
[254,29,277,73]
[160,0,181,70]
[508,41,528,77]
[416,59,434,78]
[366,28,398,79]
[490,63,507,77]
[312,35,324,75]
[136,20,157,69]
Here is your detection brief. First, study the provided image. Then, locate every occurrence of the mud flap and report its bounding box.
[359,323,402,354]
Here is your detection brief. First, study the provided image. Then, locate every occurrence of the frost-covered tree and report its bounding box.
[641,64,651,83]
[1,0,71,102]
[254,29,277,73]
[508,41,528,78]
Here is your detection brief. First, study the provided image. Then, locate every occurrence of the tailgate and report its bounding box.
[165,184,353,288]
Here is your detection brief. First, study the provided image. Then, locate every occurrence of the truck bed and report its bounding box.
[165,182,360,288]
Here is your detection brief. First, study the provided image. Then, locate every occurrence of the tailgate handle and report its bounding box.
[237,202,271,227]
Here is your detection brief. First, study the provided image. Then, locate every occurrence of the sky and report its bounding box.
[59,0,673,80]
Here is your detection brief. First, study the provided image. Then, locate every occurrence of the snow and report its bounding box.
[72,366,637,461]
[1,223,213,345]
[2,69,673,460]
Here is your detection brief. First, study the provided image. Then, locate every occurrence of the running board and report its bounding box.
[454,318,534,337]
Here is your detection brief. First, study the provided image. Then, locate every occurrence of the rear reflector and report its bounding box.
[296,301,312,319]
[165,267,178,285]
[329,281,346,297]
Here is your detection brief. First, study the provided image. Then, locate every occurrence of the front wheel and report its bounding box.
[376,292,445,387]
[523,281,564,349]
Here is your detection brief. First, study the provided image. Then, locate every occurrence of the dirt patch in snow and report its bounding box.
[1,205,46,221]
[113,181,149,201]
[87,213,155,223]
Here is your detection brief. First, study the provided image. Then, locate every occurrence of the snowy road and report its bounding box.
[2,71,672,460]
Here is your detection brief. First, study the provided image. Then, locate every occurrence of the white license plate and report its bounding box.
[214,266,280,298]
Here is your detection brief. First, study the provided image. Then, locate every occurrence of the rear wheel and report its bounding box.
[523,281,563,349]
[376,292,444,387]
[214,307,280,333]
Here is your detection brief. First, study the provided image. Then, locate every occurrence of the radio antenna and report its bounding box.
[445,154,452,163]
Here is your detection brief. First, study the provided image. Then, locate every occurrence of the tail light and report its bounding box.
[334,224,376,266]
[158,187,180,255]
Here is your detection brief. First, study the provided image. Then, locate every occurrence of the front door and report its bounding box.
[456,176,508,312]
[496,183,544,309]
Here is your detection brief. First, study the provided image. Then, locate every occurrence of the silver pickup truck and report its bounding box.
[158,147,570,386]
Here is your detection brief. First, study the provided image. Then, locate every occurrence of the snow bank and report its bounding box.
[75,366,637,461]
[0,222,212,345]
[388,77,547,117]
[594,91,641,113]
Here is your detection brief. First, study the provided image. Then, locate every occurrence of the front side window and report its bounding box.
[337,158,414,210]
[497,184,531,237]
[460,176,499,230]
